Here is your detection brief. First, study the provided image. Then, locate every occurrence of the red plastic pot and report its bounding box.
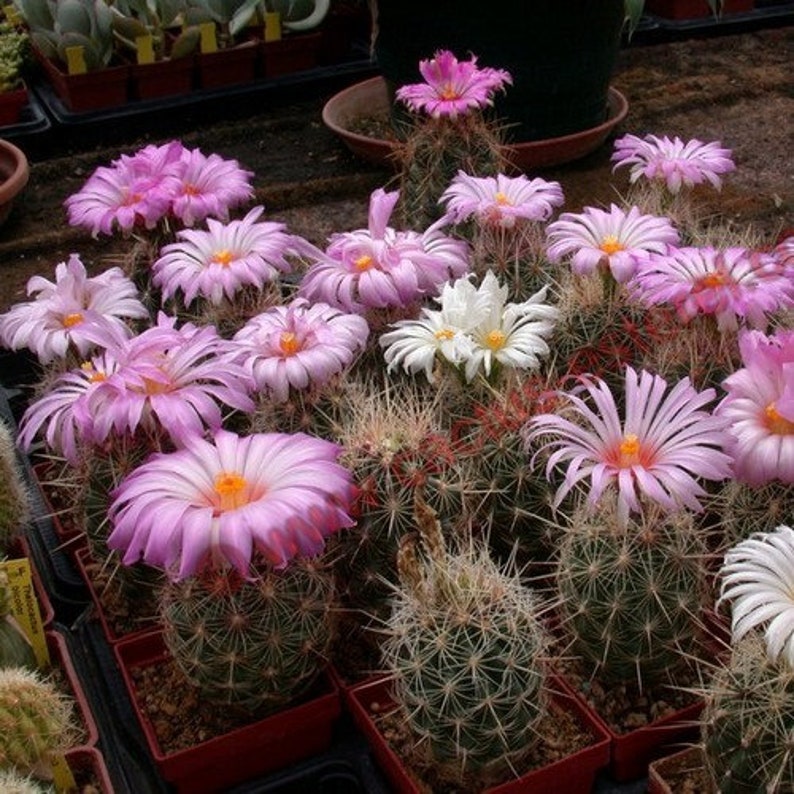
[0,85,29,126]
[35,52,130,113]
[195,39,259,90]
[128,56,194,101]
[648,745,713,794]
[64,746,115,794]
[347,675,611,794]
[260,31,322,77]
[114,630,342,794]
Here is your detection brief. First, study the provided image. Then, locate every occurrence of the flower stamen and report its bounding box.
[600,235,624,256]
[485,329,506,351]
[765,403,794,435]
[354,254,374,272]
[213,471,249,512]
[434,328,455,341]
[62,312,84,328]
[279,331,302,356]
[212,249,234,267]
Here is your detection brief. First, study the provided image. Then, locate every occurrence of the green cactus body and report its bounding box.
[702,632,794,793]
[557,504,707,688]
[382,503,548,789]
[0,419,29,557]
[719,480,794,549]
[0,667,77,776]
[397,113,506,230]
[160,557,336,713]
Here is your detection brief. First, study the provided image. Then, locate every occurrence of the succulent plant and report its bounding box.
[160,556,336,712]
[0,418,29,558]
[380,498,549,789]
[0,568,37,670]
[0,22,30,93]
[556,497,708,689]
[110,0,200,60]
[0,666,77,778]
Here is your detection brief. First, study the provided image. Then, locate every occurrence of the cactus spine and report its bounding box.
[0,419,29,556]
[160,557,336,713]
[556,499,707,688]
[0,769,49,794]
[381,499,549,789]
[702,632,794,793]
[0,667,77,778]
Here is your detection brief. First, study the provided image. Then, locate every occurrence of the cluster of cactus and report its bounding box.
[717,479,794,549]
[556,498,708,688]
[0,569,36,671]
[701,631,794,793]
[396,113,506,230]
[159,556,336,713]
[0,666,77,778]
[0,22,29,94]
[0,419,29,558]
[381,498,549,789]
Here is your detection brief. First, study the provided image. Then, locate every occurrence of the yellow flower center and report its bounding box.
[214,471,249,512]
[80,362,106,383]
[618,433,642,467]
[63,312,84,328]
[494,191,511,206]
[600,235,624,256]
[212,249,234,267]
[765,403,794,435]
[279,331,301,356]
[485,329,506,351]
[697,271,729,290]
[434,328,455,341]
[354,254,374,272]
[439,83,459,101]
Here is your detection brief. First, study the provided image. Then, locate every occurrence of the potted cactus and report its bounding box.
[259,0,329,76]
[0,21,30,126]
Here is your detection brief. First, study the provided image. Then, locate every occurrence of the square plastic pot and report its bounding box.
[648,745,714,794]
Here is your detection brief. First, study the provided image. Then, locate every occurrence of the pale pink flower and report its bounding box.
[64,141,183,236]
[630,246,794,332]
[152,207,295,307]
[395,50,512,119]
[439,171,564,229]
[298,188,470,313]
[525,366,732,524]
[717,329,794,486]
[231,298,369,402]
[17,351,121,463]
[108,428,356,579]
[162,146,254,227]
[546,204,679,283]
[612,133,736,193]
[0,254,148,363]
[83,314,254,447]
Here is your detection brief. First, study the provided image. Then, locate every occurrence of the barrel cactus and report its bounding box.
[0,667,77,777]
[0,418,29,556]
[381,498,549,790]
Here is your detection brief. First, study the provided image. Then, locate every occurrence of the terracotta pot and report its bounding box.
[0,84,29,127]
[0,137,29,227]
[348,675,611,793]
[261,31,322,77]
[321,76,628,172]
[64,746,115,794]
[645,0,754,18]
[35,52,130,113]
[648,745,715,794]
[114,630,342,794]
[195,39,259,90]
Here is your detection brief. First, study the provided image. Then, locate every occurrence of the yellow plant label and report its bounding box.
[51,752,78,792]
[263,11,282,43]
[64,46,87,76]
[1,558,49,668]
[199,21,218,54]
[136,34,156,65]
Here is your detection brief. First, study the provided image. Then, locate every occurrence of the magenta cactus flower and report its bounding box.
[439,171,564,228]
[525,366,733,524]
[717,329,794,486]
[298,188,470,313]
[107,428,356,579]
[546,204,680,283]
[630,246,794,332]
[231,298,369,402]
[152,206,295,307]
[0,254,148,363]
[395,49,512,119]
[774,233,794,272]
[611,133,736,193]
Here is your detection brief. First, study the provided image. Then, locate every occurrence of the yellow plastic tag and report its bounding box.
[263,11,282,43]
[135,34,156,65]
[1,558,49,668]
[64,45,87,75]
[199,21,218,53]
[51,752,78,792]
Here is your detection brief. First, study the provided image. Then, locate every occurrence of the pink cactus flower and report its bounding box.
[525,366,732,524]
[298,188,470,313]
[630,246,794,332]
[152,207,296,307]
[546,204,679,283]
[612,134,736,193]
[395,50,512,119]
[64,141,183,236]
[0,254,148,363]
[774,233,794,272]
[439,171,564,228]
[232,298,369,402]
[717,329,794,486]
[108,428,356,579]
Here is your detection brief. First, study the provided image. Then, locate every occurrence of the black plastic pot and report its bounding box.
[371,0,625,141]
